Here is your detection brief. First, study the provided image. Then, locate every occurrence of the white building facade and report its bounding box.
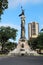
[28,22,39,39]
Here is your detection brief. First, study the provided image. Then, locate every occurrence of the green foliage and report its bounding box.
[28,38,38,50]
[0,26,18,51]
[5,42,17,51]
[0,0,8,20]
[28,29,43,50]
[37,32,43,49]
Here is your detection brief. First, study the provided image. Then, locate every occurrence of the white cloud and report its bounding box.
[8,0,19,8]
[8,0,43,8]
[0,23,20,30]
[8,0,29,8]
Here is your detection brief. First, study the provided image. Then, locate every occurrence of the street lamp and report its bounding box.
[0,0,8,21]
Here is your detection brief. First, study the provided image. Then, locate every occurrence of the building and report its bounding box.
[28,22,39,39]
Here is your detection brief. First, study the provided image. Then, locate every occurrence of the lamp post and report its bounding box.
[0,0,8,21]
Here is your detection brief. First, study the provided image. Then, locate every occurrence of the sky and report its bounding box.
[0,0,43,43]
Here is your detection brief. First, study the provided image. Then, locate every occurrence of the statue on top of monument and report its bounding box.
[19,6,24,16]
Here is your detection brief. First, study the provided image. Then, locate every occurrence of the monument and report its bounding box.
[8,7,39,56]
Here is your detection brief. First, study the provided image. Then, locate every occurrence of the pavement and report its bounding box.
[0,56,43,65]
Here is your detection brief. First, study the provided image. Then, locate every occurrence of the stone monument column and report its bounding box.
[19,8,25,39]
[8,7,38,56]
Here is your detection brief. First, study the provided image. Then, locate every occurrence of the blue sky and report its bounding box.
[0,0,43,42]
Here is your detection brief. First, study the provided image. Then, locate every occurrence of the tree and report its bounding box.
[0,26,17,51]
[0,0,8,20]
[28,29,43,53]
[37,31,43,49]
[5,42,17,51]
[28,38,38,50]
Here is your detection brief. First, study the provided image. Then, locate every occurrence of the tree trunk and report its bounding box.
[1,43,4,51]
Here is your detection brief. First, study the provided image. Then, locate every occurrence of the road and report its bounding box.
[0,56,43,65]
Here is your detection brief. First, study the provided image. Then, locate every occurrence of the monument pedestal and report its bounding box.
[8,39,39,56]
[16,39,31,55]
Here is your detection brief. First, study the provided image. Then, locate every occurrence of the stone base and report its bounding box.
[8,39,39,56]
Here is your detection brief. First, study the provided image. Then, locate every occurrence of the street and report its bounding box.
[0,56,43,65]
